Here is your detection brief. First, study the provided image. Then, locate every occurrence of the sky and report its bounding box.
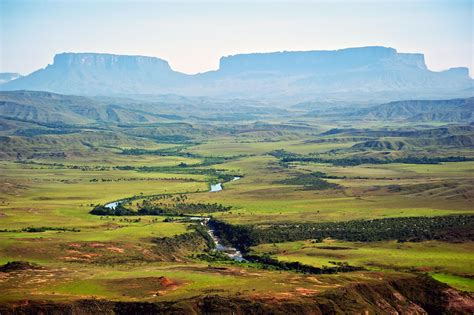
[0,0,473,75]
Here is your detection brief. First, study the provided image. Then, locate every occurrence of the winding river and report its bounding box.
[210,183,223,192]
[104,200,121,209]
[210,176,240,193]
[104,177,243,260]
[200,218,245,262]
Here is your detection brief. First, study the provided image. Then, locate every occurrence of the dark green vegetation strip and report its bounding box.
[17,160,240,184]
[269,149,474,166]
[90,201,231,216]
[122,146,249,167]
[210,215,474,252]
[90,192,232,216]
[157,226,363,275]
[152,230,211,259]
[276,172,340,190]
[243,254,363,274]
[115,165,239,183]
[0,226,80,233]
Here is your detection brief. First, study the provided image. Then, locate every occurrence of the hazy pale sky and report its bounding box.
[1,0,473,75]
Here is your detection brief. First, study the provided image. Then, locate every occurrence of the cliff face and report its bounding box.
[217,47,425,74]
[2,53,186,95]
[52,53,172,72]
[0,275,472,314]
[1,47,472,98]
[211,47,470,94]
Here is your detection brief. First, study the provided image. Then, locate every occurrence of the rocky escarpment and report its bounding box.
[0,275,472,314]
[2,47,472,98]
[1,53,187,95]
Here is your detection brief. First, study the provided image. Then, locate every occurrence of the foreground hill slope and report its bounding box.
[0,274,472,314]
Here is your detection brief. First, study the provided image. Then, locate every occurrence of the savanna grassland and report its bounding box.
[0,91,473,313]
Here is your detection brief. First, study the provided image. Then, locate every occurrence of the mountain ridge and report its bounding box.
[0,73,23,84]
[2,46,472,99]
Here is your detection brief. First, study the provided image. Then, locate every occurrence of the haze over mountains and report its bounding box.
[1,90,472,127]
[2,46,472,100]
[0,73,22,84]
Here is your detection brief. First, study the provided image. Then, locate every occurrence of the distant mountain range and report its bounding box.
[1,47,472,100]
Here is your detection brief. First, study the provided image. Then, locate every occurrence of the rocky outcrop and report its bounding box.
[1,53,187,95]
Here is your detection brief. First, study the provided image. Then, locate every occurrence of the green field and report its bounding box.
[1,99,473,308]
[251,240,474,292]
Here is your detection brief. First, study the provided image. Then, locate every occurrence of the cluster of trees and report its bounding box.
[210,215,474,252]
[152,230,209,259]
[136,194,231,215]
[0,226,80,233]
[114,165,239,183]
[121,145,194,157]
[137,202,231,216]
[122,147,246,167]
[269,149,473,166]
[244,254,363,274]
[15,128,76,137]
[90,204,135,216]
[16,161,110,171]
[196,251,362,275]
[277,172,340,190]
[124,165,241,185]
[89,177,199,183]
[149,135,193,143]
[329,156,474,166]
[90,201,231,216]
[172,203,231,214]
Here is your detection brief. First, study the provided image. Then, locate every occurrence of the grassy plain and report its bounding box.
[251,239,474,292]
[1,116,473,303]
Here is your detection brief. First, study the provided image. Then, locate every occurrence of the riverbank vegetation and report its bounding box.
[210,215,474,251]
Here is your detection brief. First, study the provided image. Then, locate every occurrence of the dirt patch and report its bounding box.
[295,287,320,296]
[90,243,106,248]
[107,246,125,253]
[107,276,184,298]
[445,288,474,311]
[59,242,157,264]
[158,276,175,287]
[178,265,261,278]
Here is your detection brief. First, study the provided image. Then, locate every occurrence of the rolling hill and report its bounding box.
[351,98,474,122]
[0,90,169,125]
